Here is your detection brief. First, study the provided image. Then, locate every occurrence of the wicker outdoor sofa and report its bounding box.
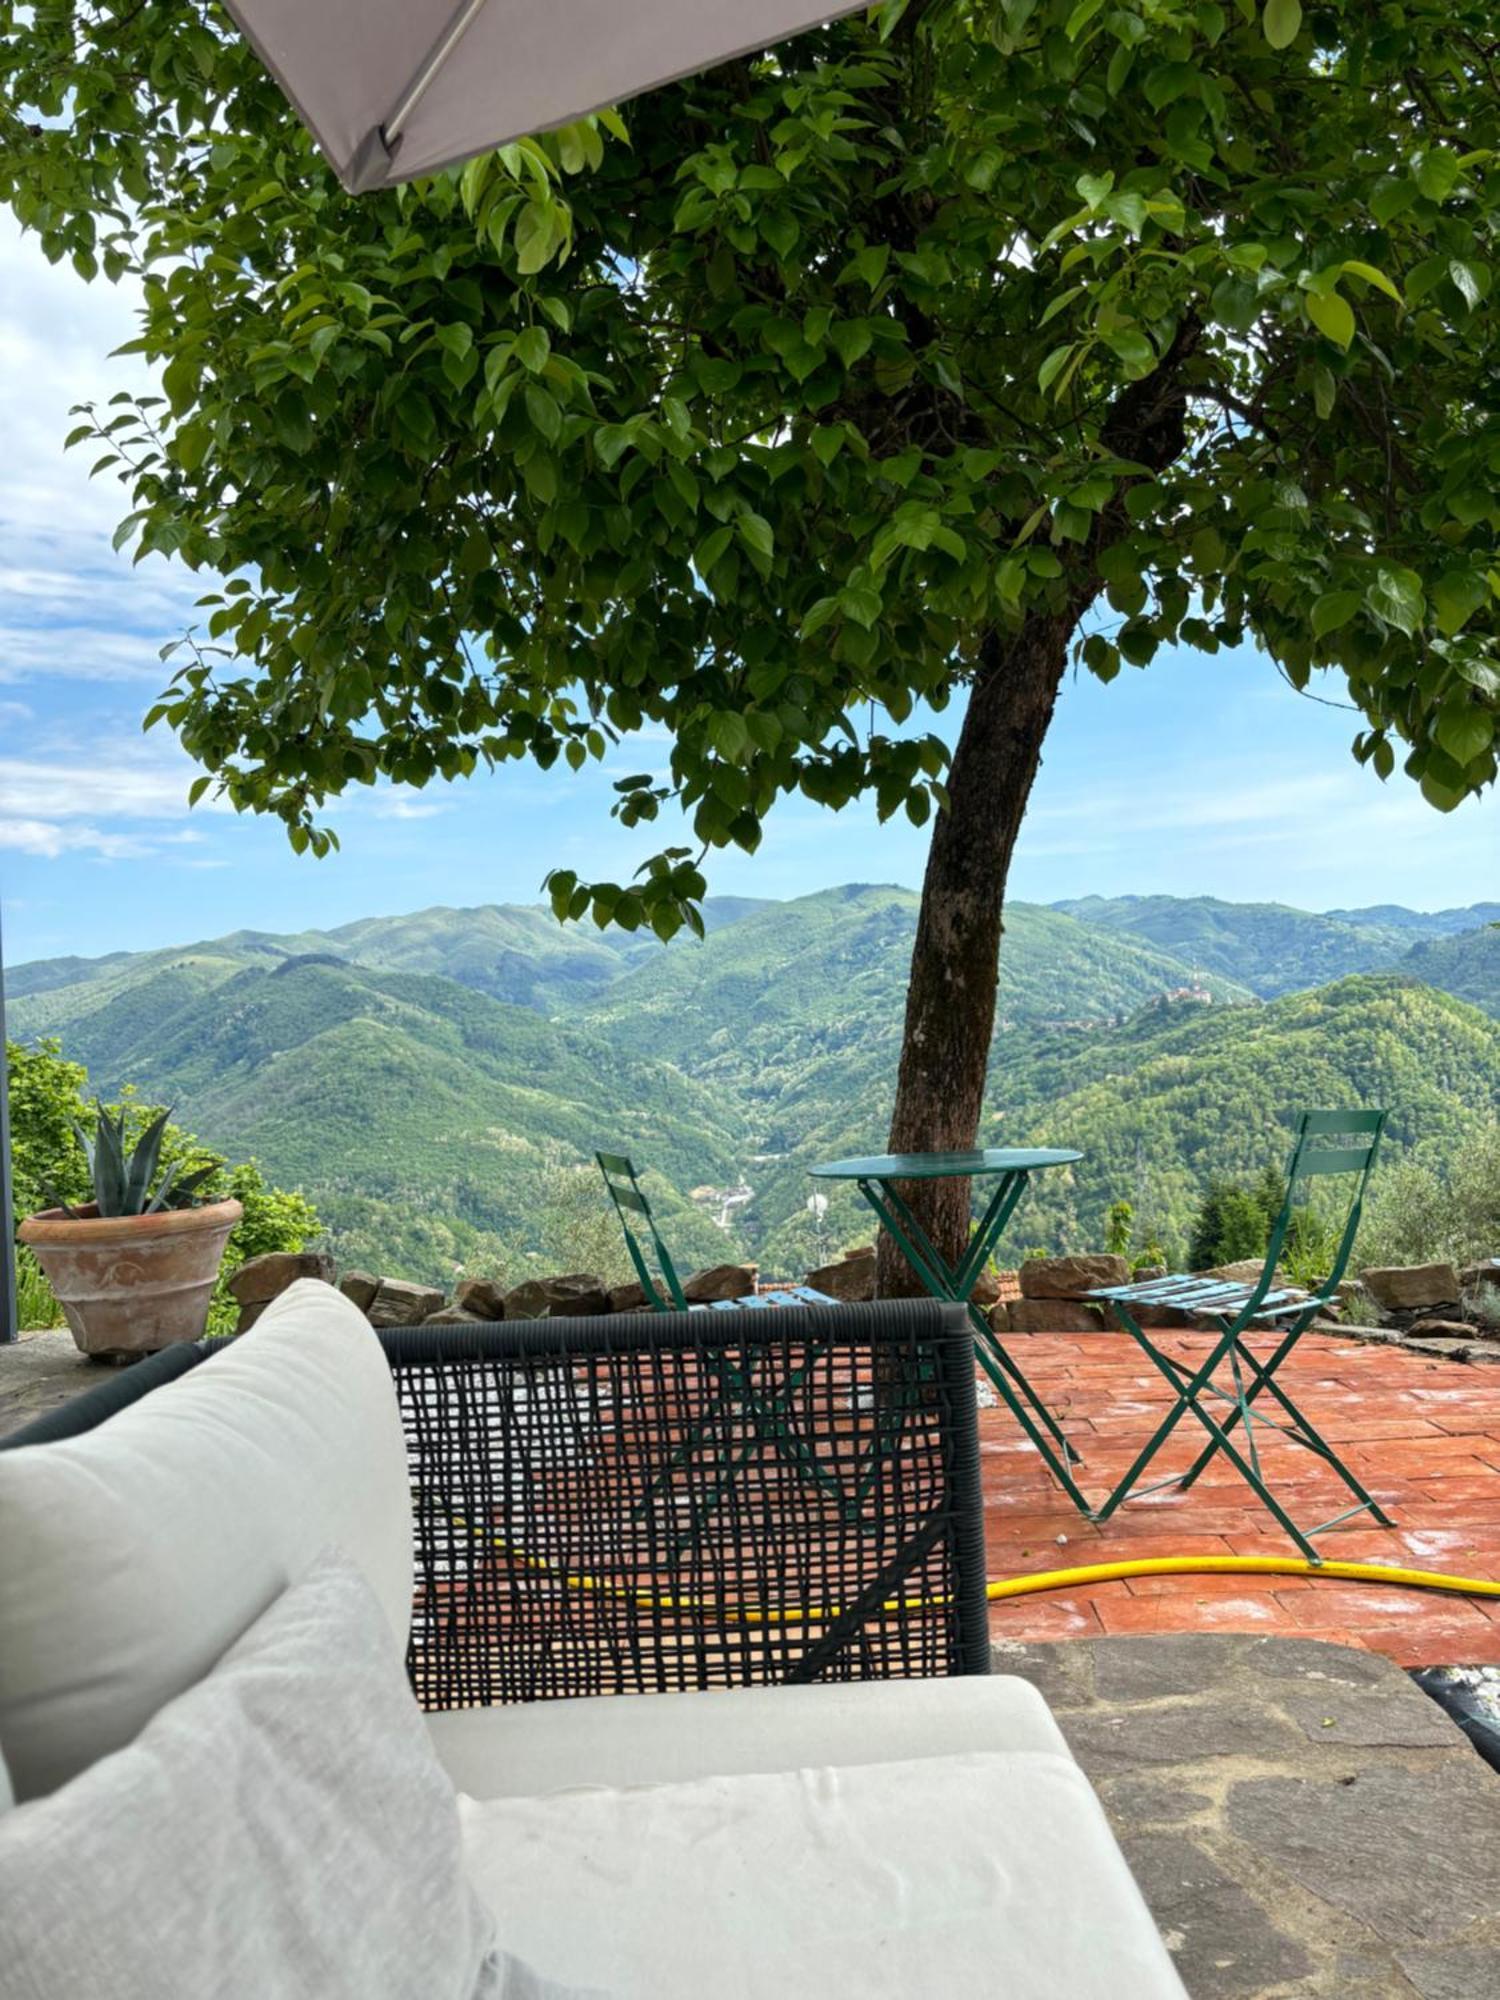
[0,1279,1184,1998]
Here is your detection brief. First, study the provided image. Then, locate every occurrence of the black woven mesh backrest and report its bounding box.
[380,1299,989,1707]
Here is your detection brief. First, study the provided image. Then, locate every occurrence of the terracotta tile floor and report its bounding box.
[980,1328,1500,1668]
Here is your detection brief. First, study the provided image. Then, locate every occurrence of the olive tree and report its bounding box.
[4,0,1497,1276]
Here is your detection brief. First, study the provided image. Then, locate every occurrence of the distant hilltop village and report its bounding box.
[1036,976,1218,1034]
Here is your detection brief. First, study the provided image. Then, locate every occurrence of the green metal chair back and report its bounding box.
[595,1152,687,1312]
[1260,1108,1388,1310]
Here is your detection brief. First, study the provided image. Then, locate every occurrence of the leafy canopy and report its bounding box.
[3,0,1498,939]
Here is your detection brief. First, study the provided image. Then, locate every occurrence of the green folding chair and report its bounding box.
[1083,1110,1391,1561]
[596,1153,843,1547]
[595,1152,833,1313]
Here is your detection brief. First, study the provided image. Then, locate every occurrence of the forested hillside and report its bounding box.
[11,889,1498,1285]
[1053,895,1413,997]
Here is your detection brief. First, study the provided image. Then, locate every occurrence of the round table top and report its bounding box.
[809,1147,1082,1181]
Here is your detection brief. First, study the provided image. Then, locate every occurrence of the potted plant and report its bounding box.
[19,1105,241,1360]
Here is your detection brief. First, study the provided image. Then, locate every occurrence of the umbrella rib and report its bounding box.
[384,0,491,146]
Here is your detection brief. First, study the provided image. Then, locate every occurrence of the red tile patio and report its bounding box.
[981,1327,1500,1669]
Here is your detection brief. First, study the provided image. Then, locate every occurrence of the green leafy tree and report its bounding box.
[1104,1198,1134,1257]
[1186,1176,1268,1267]
[4,0,1498,1283]
[5,1039,92,1227]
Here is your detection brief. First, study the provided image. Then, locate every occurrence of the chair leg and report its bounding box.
[1231,1348,1396,1527]
[1100,1311,1393,1554]
[1088,1308,1233,1524]
[1176,1317,1303,1489]
[1177,1328,1395,1527]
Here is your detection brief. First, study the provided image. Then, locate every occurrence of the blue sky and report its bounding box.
[2,215,1495,969]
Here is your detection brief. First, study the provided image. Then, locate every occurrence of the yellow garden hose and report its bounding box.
[983,1553,1500,1604]
[458,1518,1500,1623]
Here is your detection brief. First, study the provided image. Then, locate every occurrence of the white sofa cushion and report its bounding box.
[0,1278,412,1800]
[461,1749,1186,1999]
[428,1674,1071,1800]
[0,1552,584,2000]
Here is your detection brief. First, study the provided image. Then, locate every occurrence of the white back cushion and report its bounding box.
[0,1279,412,1801]
[0,1553,567,2000]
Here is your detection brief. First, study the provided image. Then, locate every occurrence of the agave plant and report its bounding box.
[46,1103,218,1220]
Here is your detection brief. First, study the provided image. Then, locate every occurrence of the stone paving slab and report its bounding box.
[996,1632,1500,2000]
[980,1330,1500,1666]
[0,1327,116,1441]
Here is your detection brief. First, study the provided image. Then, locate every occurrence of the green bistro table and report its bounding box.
[809,1149,1089,1511]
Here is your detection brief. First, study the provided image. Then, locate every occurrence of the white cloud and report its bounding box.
[0,216,205,696]
[371,793,452,822]
[0,817,153,860]
[0,747,228,823]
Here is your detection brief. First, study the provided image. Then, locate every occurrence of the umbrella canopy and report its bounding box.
[225,0,866,194]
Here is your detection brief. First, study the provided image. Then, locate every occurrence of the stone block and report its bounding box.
[367,1278,446,1327]
[1018,1253,1130,1299]
[683,1262,757,1304]
[804,1245,875,1303]
[999,1297,1109,1334]
[453,1277,506,1321]
[503,1272,611,1320]
[422,1306,486,1325]
[227,1248,335,1305]
[1360,1262,1461,1312]
[609,1280,652,1313]
[338,1269,380,1312]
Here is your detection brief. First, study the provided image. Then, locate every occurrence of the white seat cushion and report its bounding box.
[460,1748,1187,1999]
[0,1279,412,1800]
[427,1674,1070,1800]
[0,1553,578,2000]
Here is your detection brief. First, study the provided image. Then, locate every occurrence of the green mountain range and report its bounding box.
[1049,894,1500,999]
[10,887,1499,1284]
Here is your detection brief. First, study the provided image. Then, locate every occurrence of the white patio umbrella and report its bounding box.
[224,0,867,193]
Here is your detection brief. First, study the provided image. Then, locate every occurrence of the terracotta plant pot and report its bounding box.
[19,1199,243,1360]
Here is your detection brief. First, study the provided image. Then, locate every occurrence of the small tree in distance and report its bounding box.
[3,0,1497,1282]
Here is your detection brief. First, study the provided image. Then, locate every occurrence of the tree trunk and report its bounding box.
[877,609,1080,1296]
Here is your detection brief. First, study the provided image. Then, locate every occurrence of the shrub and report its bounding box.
[14,1247,62,1332]
[1358,1121,1500,1272]
[7,1037,321,1338]
[1187,1179,1272,1269]
[1104,1200,1133,1259]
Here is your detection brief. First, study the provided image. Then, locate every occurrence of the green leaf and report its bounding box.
[829,321,873,368]
[1103,325,1155,370]
[1311,590,1362,638]
[1449,260,1482,311]
[1338,260,1402,305]
[1433,703,1493,768]
[513,199,562,274]
[1431,570,1488,636]
[1305,291,1355,349]
[514,326,551,373]
[1262,0,1300,49]
[738,512,774,559]
[1065,0,1106,38]
[1369,179,1416,225]
[1364,566,1425,637]
[850,244,889,291]
[1414,149,1461,202]
[1037,343,1075,393]
[524,384,561,443]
